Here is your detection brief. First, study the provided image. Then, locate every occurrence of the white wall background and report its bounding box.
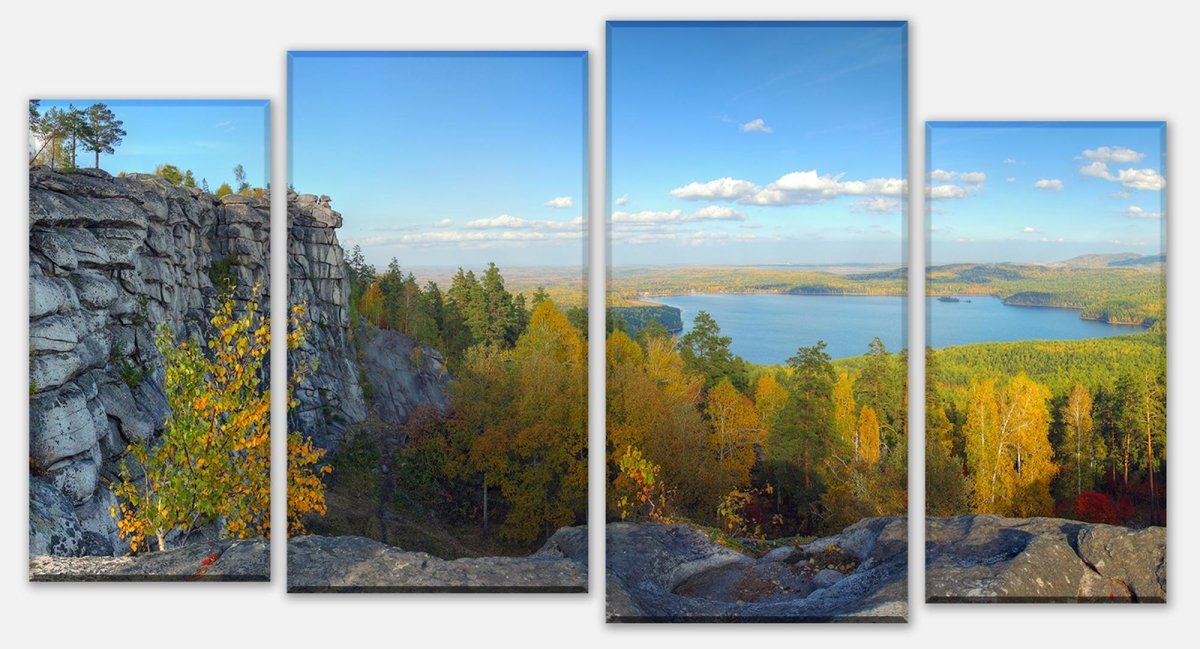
[0,0,1192,645]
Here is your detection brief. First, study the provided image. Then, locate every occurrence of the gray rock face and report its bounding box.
[30,537,268,581]
[925,515,1166,603]
[287,528,587,592]
[28,168,269,557]
[359,326,451,430]
[606,517,908,622]
[288,191,366,449]
[30,477,84,557]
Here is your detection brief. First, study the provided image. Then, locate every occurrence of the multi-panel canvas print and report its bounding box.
[29,99,272,580]
[606,21,909,622]
[924,122,1167,603]
[286,51,588,592]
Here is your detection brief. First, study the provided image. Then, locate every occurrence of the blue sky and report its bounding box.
[31,99,268,189]
[927,122,1166,264]
[608,22,907,267]
[289,52,587,270]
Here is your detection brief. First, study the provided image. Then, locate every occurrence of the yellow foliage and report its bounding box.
[963,374,1057,516]
[111,291,331,552]
[857,405,881,466]
[287,302,332,536]
[832,372,858,458]
[705,378,765,495]
[113,287,272,551]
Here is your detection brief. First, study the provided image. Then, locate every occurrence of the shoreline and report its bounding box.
[621,291,1152,330]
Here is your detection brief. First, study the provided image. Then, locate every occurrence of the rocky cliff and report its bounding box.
[286,192,366,449]
[30,172,450,559]
[29,167,269,558]
[286,191,451,448]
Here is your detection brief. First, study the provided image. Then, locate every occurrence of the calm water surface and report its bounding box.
[654,294,1143,364]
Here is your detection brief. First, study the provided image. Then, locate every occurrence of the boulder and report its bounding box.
[925,515,1166,603]
[1076,523,1167,602]
[607,517,907,622]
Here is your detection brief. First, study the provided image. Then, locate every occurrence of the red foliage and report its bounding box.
[1066,491,1120,525]
[200,552,220,567]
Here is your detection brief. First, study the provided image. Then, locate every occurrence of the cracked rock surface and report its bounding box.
[287,526,587,592]
[925,515,1166,603]
[606,517,907,622]
[30,537,268,581]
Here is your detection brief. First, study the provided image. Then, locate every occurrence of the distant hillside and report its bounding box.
[1045,253,1164,270]
[1108,254,1165,267]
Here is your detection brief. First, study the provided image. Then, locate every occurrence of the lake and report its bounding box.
[653,294,1144,364]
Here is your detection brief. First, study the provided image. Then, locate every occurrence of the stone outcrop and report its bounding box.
[606,517,907,622]
[287,526,587,592]
[30,537,268,581]
[29,167,269,557]
[287,192,366,449]
[925,515,1166,603]
[358,326,451,430]
[287,191,450,446]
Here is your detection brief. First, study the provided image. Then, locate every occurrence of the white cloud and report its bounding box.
[612,209,683,224]
[685,230,759,245]
[740,118,773,133]
[669,171,906,207]
[1081,146,1145,163]
[433,218,453,227]
[1124,205,1163,219]
[925,170,985,199]
[1003,158,1018,165]
[929,184,969,200]
[1111,191,1130,199]
[1007,177,1018,183]
[347,228,583,249]
[959,171,987,185]
[1022,226,1040,233]
[851,197,902,214]
[1079,159,1165,191]
[1034,178,1064,191]
[464,214,583,231]
[612,207,745,224]
[670,177,760,201]
[687,205,746,221]
[544,196,573,208]
[615,194,628,206]
[1079,160,1114,179]
[1117,168,1166,191]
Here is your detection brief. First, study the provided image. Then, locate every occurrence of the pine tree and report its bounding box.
[81,103,126,169]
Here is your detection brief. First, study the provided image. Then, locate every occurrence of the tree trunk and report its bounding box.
[1123,434,1130,486]
[155,529,167,553]
[94,149,100,169]
[482,474,489,534]
[1080,427,1089,499]
[1145,389,1156,509]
